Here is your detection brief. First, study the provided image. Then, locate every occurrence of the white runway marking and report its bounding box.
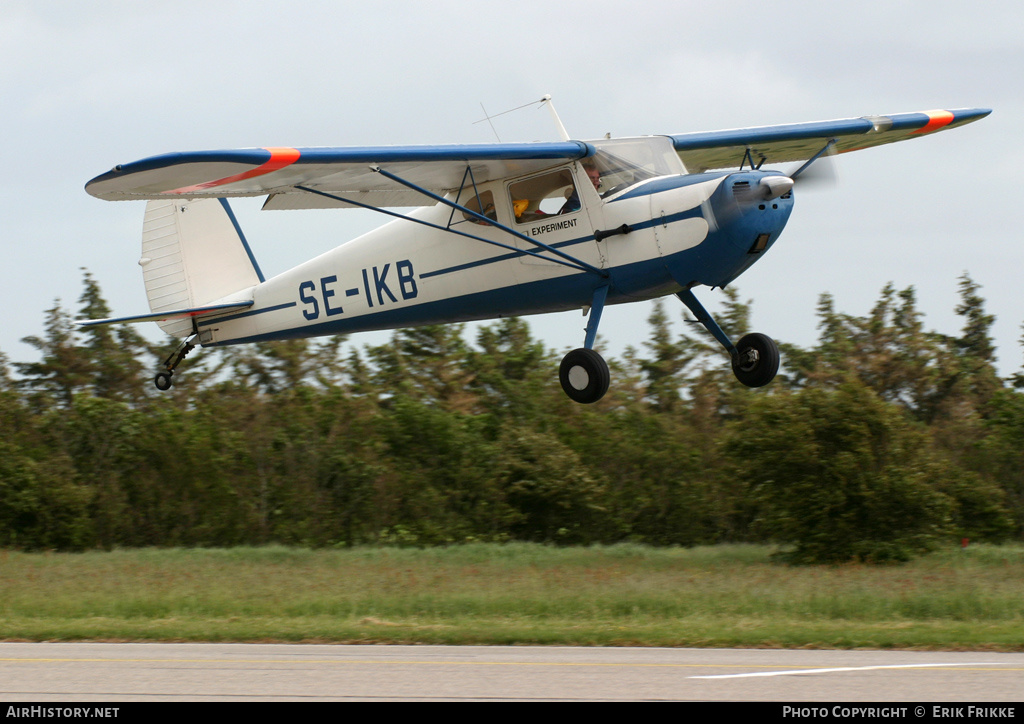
[691,662,1006,679]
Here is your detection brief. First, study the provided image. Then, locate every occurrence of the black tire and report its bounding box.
[559,348,610,404]
[731,333,779,388]
[154,371,174,391]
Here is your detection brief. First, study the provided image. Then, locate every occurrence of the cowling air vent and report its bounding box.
[732,180,752,200]
[749,233,771,254]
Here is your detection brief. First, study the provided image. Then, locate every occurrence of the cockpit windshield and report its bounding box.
[588,136,683,197]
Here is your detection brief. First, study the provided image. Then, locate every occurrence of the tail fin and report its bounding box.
[140,199,264,337]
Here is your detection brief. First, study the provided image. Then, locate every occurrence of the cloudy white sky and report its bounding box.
[2,1,1021,376]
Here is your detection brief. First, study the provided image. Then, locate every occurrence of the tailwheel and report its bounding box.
[731,332,779,388]
[153,335,197,392]
[559,348,610,404]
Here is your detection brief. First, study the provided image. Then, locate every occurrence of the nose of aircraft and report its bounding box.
[686,170,794,288]
[706,170,794,230]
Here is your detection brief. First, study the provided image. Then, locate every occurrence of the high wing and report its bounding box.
[671,108,990,173]
[85,108,990,208]
[85,142,593,208]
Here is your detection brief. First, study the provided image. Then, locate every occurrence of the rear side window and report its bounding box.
[460,190,497,225]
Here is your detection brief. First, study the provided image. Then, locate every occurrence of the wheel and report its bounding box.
[731,333,779,388]
[559,348,610,404]
[154,371,174,391]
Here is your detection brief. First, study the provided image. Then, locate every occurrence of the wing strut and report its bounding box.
[295,184,605,278]
[740,148,766,171]
[446,165,488,231]
[371,166,608,278]
[790,138,838,180]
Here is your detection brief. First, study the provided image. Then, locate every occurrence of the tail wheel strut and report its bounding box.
[154,336,197,391]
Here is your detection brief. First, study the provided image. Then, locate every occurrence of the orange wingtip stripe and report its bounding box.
[167,147,301,195]
[911,110,955,135]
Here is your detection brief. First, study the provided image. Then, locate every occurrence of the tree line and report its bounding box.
[1,271,1021,562]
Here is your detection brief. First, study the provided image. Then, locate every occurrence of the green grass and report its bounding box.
[1,543,1022,649]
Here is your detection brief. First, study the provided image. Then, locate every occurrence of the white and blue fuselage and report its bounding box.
[196,136,793,349]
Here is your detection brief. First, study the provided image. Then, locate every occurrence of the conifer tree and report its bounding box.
[640,299,696,412]
[469,317,554,419]
[16,301,91,408]
[370,325,477,413]
[950,273,1001,408]
[76,270,149,402]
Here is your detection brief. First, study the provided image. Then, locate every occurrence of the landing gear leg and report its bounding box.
[154,335,197,391]
[560,285,611,404]
[676,288,779,388]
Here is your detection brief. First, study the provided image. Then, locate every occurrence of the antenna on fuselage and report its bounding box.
[478,102,502,142]
[473,95,571,142]
[541,94,571,141]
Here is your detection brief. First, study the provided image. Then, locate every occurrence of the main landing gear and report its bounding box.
[559,285,612,404]
[677,289,779,388]
[557,286,780,404]
[560,347,610,404]
[153,335,197,391]
[730,332,780,388]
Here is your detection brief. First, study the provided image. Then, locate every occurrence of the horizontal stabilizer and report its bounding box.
[76,301,253,328]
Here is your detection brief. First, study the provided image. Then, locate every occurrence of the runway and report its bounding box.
[0,643,1021,701]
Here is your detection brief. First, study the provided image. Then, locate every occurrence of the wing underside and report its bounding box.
[86,142,594,206]
[671,108,990,173]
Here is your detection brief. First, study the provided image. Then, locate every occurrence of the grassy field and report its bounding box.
[0,543,1022,649]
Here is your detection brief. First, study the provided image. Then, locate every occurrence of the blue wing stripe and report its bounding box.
[87,141,593,190]
[671,108,991,151]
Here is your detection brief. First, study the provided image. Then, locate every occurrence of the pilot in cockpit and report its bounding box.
[559,161,601,214]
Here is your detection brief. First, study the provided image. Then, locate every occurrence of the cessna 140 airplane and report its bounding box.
[83,102,989,403]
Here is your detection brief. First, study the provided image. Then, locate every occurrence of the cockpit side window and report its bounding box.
[508,169,578,224]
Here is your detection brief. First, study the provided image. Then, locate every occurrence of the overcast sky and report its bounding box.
[2,0,1020,377]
